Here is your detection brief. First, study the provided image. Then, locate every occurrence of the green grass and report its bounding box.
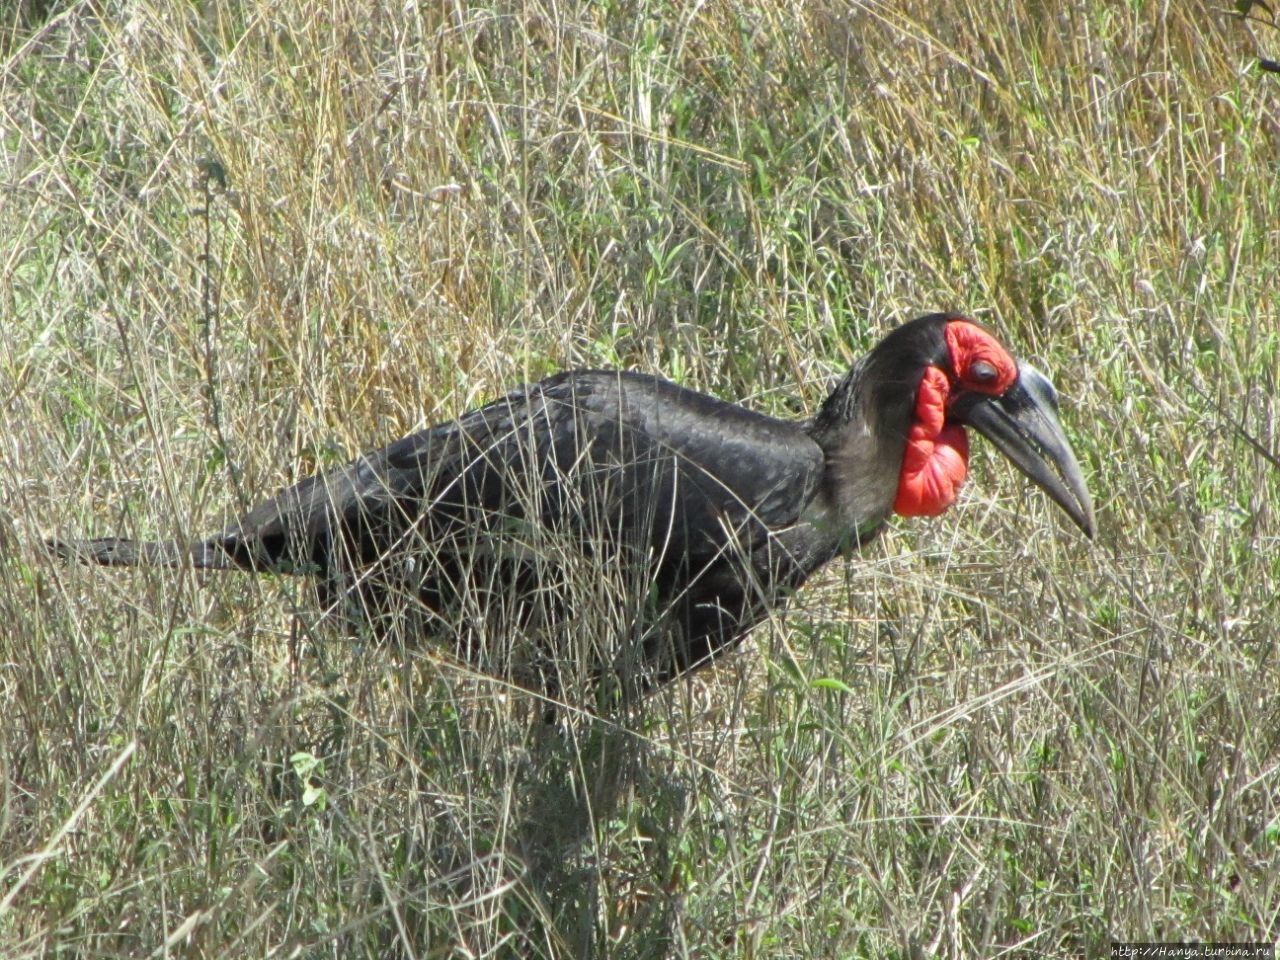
[3,0,1280,956]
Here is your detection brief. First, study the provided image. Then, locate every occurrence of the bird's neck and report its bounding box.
[805,353,923,542]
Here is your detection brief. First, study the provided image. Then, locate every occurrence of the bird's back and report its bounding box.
[195,370,830,691]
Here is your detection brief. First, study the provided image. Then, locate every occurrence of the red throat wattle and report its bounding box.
[894,366,970,516]
[893,321,1018,518]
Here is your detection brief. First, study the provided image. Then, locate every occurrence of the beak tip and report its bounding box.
[1059,480,1095,540]
[1069,478,1096,540]
[1066,493,1096,539]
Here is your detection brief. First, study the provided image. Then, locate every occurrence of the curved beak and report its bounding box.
[950,363,1096,537]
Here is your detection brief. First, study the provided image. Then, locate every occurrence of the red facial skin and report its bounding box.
[893,320,1019,518]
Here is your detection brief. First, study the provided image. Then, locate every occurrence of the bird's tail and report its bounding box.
[47,537,236,570]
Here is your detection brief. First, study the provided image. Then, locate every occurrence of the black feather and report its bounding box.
[49,317,966,696]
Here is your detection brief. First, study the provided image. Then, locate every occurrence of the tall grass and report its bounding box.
[2,1,1279,957]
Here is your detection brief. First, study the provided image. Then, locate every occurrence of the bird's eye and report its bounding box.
[969,360,998,384]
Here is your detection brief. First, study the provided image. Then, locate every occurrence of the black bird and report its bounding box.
[52,314,1094,697]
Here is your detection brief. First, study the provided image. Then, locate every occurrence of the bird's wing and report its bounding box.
[201,370,826,574]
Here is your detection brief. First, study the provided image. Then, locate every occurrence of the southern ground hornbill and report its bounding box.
[52,314,1094,699]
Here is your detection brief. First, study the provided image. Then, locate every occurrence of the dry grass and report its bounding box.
[3,0,1280,957]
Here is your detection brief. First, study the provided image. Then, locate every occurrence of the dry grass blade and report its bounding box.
[2,0,1279,957]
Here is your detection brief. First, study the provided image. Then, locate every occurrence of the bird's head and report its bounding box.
[881,313,1095,536]
[815,313,1095,538]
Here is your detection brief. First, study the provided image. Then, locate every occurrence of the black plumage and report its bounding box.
[51,314,1094,697]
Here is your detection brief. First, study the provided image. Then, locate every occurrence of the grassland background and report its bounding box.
[3,1,1280,957]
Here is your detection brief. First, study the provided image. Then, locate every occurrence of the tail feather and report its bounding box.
[47,537,235,570]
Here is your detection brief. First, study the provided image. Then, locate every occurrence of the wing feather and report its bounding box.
[204,370,825,577]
